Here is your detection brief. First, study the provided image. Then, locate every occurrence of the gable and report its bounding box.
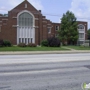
[9,0,39,14]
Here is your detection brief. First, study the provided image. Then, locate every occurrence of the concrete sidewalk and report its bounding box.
[0,50,90,55]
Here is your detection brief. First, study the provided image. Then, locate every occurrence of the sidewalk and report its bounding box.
[62,46,77,51]
[0,50,90,55]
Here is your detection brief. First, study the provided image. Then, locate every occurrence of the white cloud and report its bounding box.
[70,0,90,29]
[0,0,43,13]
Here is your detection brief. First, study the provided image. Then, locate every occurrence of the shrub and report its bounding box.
[41,40,48,47]
[18,43,26,47]
[0,39,4,47]
[47,37,60,47]
[80,44,85,48]
[28,43,36,47]
[62,43,67,46]
[3,40,12,47]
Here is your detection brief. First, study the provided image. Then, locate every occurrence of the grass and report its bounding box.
[1,46,90,51]
[0,46,69,51]
[64,45,90,50]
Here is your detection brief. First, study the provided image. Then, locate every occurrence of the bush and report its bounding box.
[41,40,48,47]
[28,43,36,47]
[0,39,4,47]
[47,37,60,47]
[3,40,12,47]
[80,44,85,48]
[18,43,26,47]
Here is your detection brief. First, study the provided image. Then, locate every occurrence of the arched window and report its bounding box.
[78,24,84,29]
[18,12,33,27]
[17,11,35,44]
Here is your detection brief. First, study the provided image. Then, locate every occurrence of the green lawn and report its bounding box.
[0,46,69,51]
[1,46,90,51]
[65,46,90,50]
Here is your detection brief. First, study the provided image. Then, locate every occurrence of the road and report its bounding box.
[0,53,90,90]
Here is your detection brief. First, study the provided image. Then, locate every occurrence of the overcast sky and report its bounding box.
[0,0,90,28]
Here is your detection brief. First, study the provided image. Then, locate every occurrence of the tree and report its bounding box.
[58,11,79,45]
[87,29,90,46]
[87,28,90,39]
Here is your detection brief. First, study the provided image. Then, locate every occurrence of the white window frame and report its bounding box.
[79,33,84,39]
[55,25,59,31]
[78,24,85,42]
[78,24,85,29]
[48,28,51,34]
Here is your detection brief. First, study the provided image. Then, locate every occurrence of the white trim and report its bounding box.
[12,25,19,27]
[17,10,35,27]
[47,24,51,25]
[0,21,2,23]
[47,27,52,28]
[17,10,35,44]
[12,17,17,19]
[2,19,8,20]
[78,24,85,29]
[48,28,51,34]
[35,18,39,20]
[78,24,85,43]
[43,21,47,23]
[78,33,85,42]
[0,16,8,17]
[35,26,39,28]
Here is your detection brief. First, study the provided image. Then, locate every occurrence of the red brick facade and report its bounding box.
[0,0,88,45]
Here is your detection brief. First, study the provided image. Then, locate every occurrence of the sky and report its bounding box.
[0,0,90,29]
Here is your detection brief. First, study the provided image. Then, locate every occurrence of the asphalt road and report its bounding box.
[0,53,90,90]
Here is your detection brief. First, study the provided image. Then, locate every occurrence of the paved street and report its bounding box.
[0,53,90,90]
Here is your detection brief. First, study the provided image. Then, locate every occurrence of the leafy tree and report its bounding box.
[87,28,90,40]
[58,11,79,45]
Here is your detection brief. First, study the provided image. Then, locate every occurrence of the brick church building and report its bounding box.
[0,0,88,45]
